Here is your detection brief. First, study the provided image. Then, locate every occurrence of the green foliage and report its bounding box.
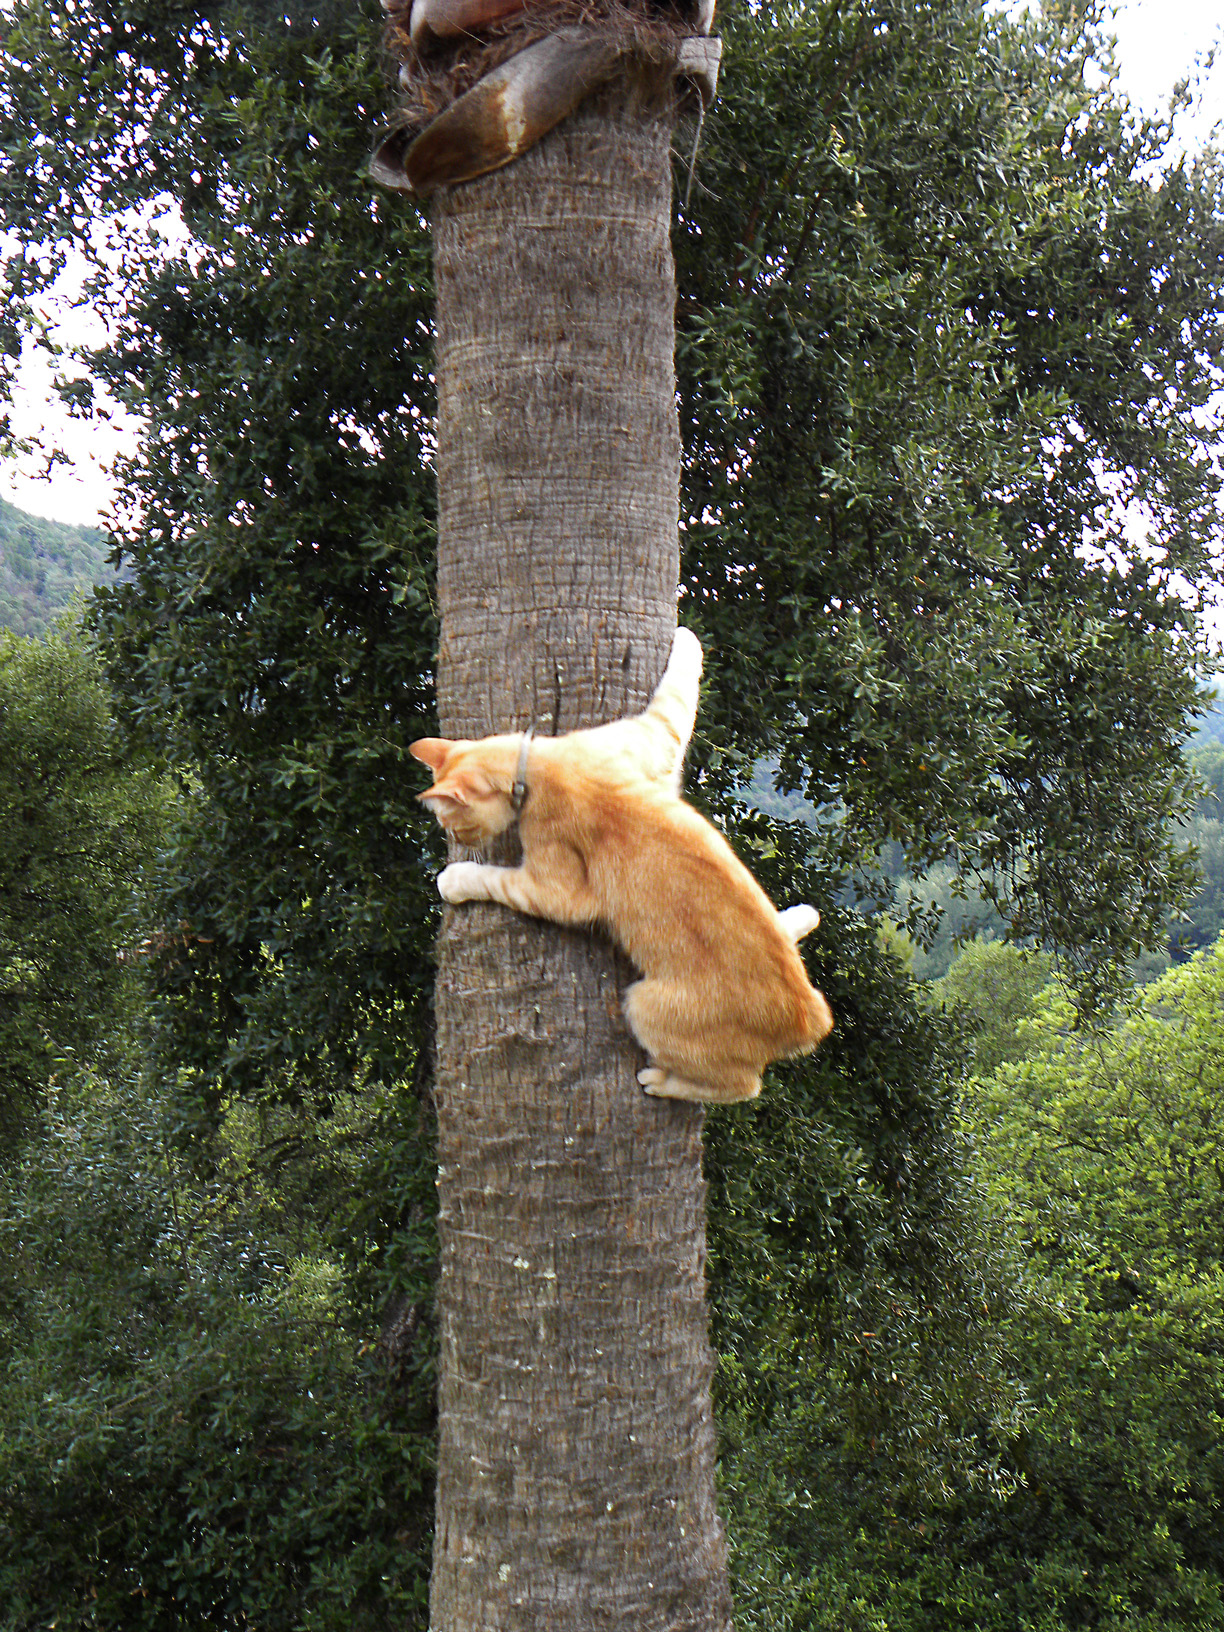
[0,624,439,1626]
[894,733,1224,986]
[1147,739,1224,965]
[0,1059,435,1630]
[1189,734,1224,807]
[703,818,1026,1620]
[680,0,1221,999]
[4,0,1224,1622]
[1167,807,1224,959]
[931,938,1053,1073]
[887,863,1006,981]
[1192,698,1224,746]
[4,0,442,1117]
[0,498,115,637]
[943,947,1224,1630]
[0,621,172,1137]
[715,941,1224,1632]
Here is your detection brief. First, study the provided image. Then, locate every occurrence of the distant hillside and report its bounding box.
[0,498,116,638]
[1193,689,1224,745]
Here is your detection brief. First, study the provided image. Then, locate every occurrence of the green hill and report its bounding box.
[0,497,116,637]
[1193,690,1224,744]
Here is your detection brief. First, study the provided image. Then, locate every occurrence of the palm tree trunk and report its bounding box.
[429,79,734,1631]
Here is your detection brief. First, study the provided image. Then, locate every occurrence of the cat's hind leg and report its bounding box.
[624,976,762,1104]
[638,1065,762,1104]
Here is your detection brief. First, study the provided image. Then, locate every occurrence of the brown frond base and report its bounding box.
[370,0,715,194]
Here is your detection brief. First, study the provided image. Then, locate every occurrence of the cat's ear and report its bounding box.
[418,789,467,825]
[410,737,453,771]
[430,768,496,805]
[418,767,499,831]
[417,769,496,812]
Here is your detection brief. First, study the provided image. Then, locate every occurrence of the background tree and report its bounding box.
[1162,737,1224,961]
[676,0,1220,1001]
[931,938,1054,1073]
[905,946,1224,1632]
[0,1053,435,1627]
[0,620,171,1141]
[2,0,1224,1623]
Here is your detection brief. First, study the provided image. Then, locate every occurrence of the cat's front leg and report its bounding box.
[437,861,541,915]
[437,861,500,905]
[437,861,583,924]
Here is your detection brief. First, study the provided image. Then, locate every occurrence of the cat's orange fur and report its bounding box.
[411,628,833,1103]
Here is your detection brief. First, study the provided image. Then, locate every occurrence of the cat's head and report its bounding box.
[410,737,519,846]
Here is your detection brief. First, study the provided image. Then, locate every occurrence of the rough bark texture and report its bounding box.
[429,81,734,1632]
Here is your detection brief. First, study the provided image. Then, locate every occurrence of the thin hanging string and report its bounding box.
[683,102,706,213]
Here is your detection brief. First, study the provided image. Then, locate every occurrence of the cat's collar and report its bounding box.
[510,725,534,815]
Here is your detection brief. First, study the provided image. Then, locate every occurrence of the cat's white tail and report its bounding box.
[644,626,703,789]
[585,626,703,789]
[778,904,821,941]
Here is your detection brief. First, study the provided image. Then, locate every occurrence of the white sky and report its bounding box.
[1,0,1222,529]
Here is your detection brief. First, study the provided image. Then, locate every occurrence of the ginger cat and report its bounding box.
[411,628,833,1102]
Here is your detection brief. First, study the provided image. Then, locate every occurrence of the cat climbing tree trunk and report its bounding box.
[428,84,734,1631]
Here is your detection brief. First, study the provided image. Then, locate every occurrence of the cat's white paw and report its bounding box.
[778,903,821,941]
[437,861,486,904]
[639,1066,710,1102]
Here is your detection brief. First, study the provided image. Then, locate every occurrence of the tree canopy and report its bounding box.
[677,0,1222,989]
[0,1032,436,1623]
[1,0,1219,1075]
[0,622,172,1139]
[935,945,1224,1631]
[3,0,1224,1623]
